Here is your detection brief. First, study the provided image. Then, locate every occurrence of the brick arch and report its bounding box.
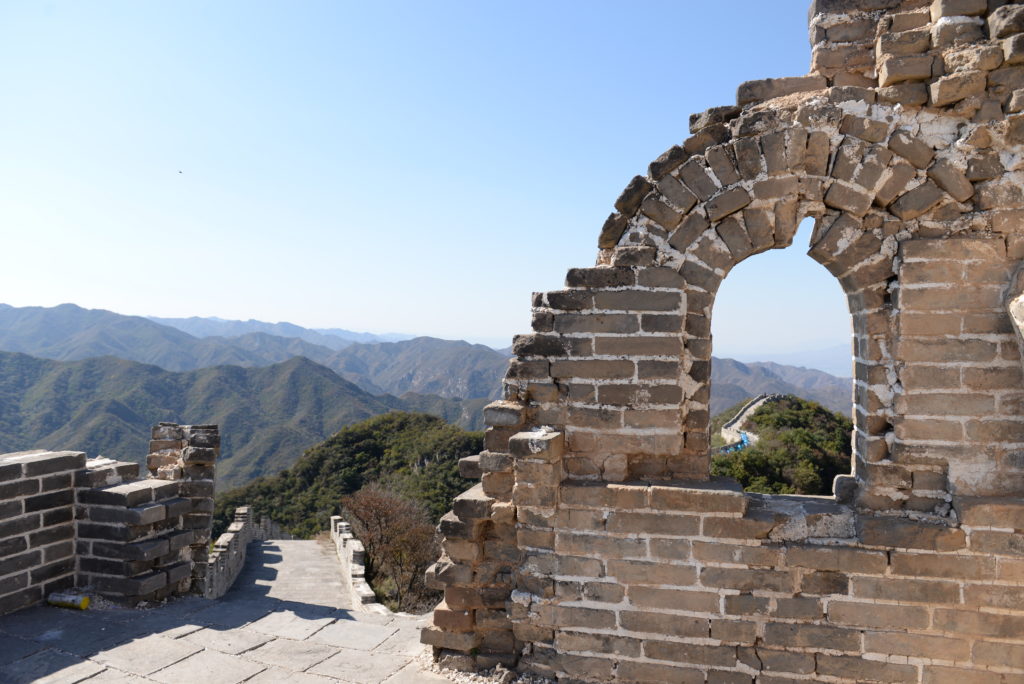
[426,2,1024,676]
[514,112,987,497]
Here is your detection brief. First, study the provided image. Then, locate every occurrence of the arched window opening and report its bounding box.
[708,217,854,496]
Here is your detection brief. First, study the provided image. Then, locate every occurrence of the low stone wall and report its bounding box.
[76,458,196,604]
[0,422,219,616]
[329,515,379,609]
[206,506,258,599]
[205,506,294,599]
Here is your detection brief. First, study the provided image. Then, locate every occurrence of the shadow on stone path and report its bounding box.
[0,540,449,683]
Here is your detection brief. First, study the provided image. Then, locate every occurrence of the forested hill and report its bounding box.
[213,412,481,538]
[0,351,482,488]
[711,395,853,496]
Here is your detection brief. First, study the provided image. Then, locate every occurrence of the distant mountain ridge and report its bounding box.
[711,357,850,417]
[0,304,508,401]
[0,350,484,488]
[148,315,412,349]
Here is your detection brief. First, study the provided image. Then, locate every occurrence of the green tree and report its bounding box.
[213,412,480,538]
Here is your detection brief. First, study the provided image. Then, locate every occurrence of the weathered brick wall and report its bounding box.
[426,0,1024,680]
[0,423,219,615]
[0,451,85,614]
[147,422,218,595]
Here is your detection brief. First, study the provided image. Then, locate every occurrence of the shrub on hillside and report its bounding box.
[710,395,852,496]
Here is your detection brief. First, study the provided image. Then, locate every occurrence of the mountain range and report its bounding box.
[0,350,487,488]
[147,315,411,349]
[0,303,852,488]
[0,304,508,401]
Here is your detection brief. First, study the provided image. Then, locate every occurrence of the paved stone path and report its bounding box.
[0,540,450,683]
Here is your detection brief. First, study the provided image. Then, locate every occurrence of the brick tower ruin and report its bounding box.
[425,1,1024,681]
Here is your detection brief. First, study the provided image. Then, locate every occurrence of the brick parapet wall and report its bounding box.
[425,0,1024,678]
[512,475,1024,683]
[329,516,379,608]
[0,422,219,616]
[0,450,87,615]
[206,505,295,599]
[148,422,218,595]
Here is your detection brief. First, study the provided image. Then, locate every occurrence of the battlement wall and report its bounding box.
[0,423,218,615]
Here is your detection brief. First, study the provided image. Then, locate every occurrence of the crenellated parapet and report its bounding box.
[0,423,220,614]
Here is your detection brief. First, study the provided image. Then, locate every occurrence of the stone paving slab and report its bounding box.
[0,648,105,684]
[92,633,204,676]
[245,665,336,683]
[246,607,336,640]
[310,619,399,650]
[309,648,411,683]
[181,626,273,655]
[244,636,338,670]
[0,633,43,666]
[149,649,267,684]
[0,540,455,684]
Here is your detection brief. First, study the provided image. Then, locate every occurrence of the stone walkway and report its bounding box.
[0,540,450,683]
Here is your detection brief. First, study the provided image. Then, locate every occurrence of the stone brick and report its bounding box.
[890,180,946,220]
[644,640,738,668]
[677,159,718,201]
[20,452,86,477]
[888,131,935,169]
[933,608,1024,637]
[989,4,1024,40]
[593,289,681,312]
[605,511,698,535]
[890,552,995,579]
[839,115,889,143]
[879,55,936,86]
[619,611,709,638]
[736,75,827,105]
[640,196,683,230]
[756,649,815,675]
[566,267,635,289]
[705,146,740,187]
[787,545,887,573]
[824,181,873,216]
[700,567,795,593]
[626,585,719,612]
[874,161,916,206]
[930,0,986,20]
[930,70,986,106]
[927,159,974,202]
[817,654,918,683]
[649,483,745,513]
[762,623,861,652]
[798,569,847,593]
[859,517,966,551]
[554,313,638,334]
[649,145,689,180]
[828,600,930,630]
[732,138,763,180]
[615,176,654,216]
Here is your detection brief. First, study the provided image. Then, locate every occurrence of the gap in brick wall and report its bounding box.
[708,216,855,497]
[712,217,853,377]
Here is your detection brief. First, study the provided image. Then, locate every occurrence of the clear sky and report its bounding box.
[0,1,851,357]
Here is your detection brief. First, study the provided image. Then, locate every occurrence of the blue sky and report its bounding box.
[0,1,851,362]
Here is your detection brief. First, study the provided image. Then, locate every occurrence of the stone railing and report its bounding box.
[205,505,294,599]
[329,516,380,609]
